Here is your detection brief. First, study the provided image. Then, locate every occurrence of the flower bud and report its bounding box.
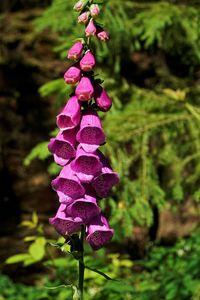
[97,30,109,41]
[64,65,81,84]
[73,0,85,12]
[75,77,94,101]
[78,11,90,24]
[90,4,100,17]
[85,19,96,37]
[80,51,95,72]
[94,84,112,112]
[67,41,84,61]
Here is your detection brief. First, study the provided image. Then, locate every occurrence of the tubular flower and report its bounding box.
[71,146,102,183]
[75,77,94,101]
[67,41,84,60]
[56,96,81,130]
[86,214,114,250]
[64,65,81,84]
[49,1,119,250]
[85,19,97,37]
[94,84,112,112]
[76,109,105,152]
[80,51,96,72]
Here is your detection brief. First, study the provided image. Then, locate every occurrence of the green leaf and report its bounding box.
[28,237,46,261]
[5,254,30,264]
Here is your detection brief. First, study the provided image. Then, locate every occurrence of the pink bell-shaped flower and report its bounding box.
[67,41,84,61]
[67,186,101,224]
[94,84,112,112]
[71,146,102,183]
[86,214,114,250]
[75,77,94,101]
[48,128,78,166]
[56,96,81,130]
[76,109,105,152]
[52,163,85,200]
[50,204,83,237]
[85,19,96,37]
[92,152,119,197]
[80,51,96,72]
[64,65,81,84]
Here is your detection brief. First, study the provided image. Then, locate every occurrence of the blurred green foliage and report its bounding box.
[2,231,200,299]
[25,0,200,239]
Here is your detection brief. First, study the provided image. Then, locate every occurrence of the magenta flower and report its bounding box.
[52,163,85,199]
[64,65,81,84]
[71,146,102,183]
[86,214,114,250]
[78,12,90,24]
[90,4,100,18]
[67,41,84,61]
[85,19,97,37]
[75,77,94,101]
[97,30,109,42]
[94,84,112,112]
[80,51,96,72]
[92,152,119,197]
[76,109,105,152]
[56,96,81,130]
[50,204,83,236]
[67,192,101,223]
[48,128,77,166]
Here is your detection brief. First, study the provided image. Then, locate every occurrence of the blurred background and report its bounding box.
[0,0,200,299]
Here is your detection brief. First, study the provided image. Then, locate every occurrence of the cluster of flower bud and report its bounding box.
[49,0,119,251]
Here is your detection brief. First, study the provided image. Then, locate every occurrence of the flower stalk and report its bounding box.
[48,1,119,298]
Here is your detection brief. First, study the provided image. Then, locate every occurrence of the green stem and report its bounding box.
[78,226,85,300]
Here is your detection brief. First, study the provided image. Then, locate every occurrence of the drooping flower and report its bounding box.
[97,30,109,42]
[90,4,100,18]
[85,19,97,37]
[67,187,101,223]
[94,84,112,112]
[64,65,81,84]
[56,96,81,130]
[67,41,84,60]
[48,128,78,166]
[86,214,114,250]
[76,109,105,152]
[75,77,94,101]
[80,51,95,72]
[52,163,85,199]
[78,12,90,24]
[92,152,119,197]
[71,146,102,183]
[50,204,83,236]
